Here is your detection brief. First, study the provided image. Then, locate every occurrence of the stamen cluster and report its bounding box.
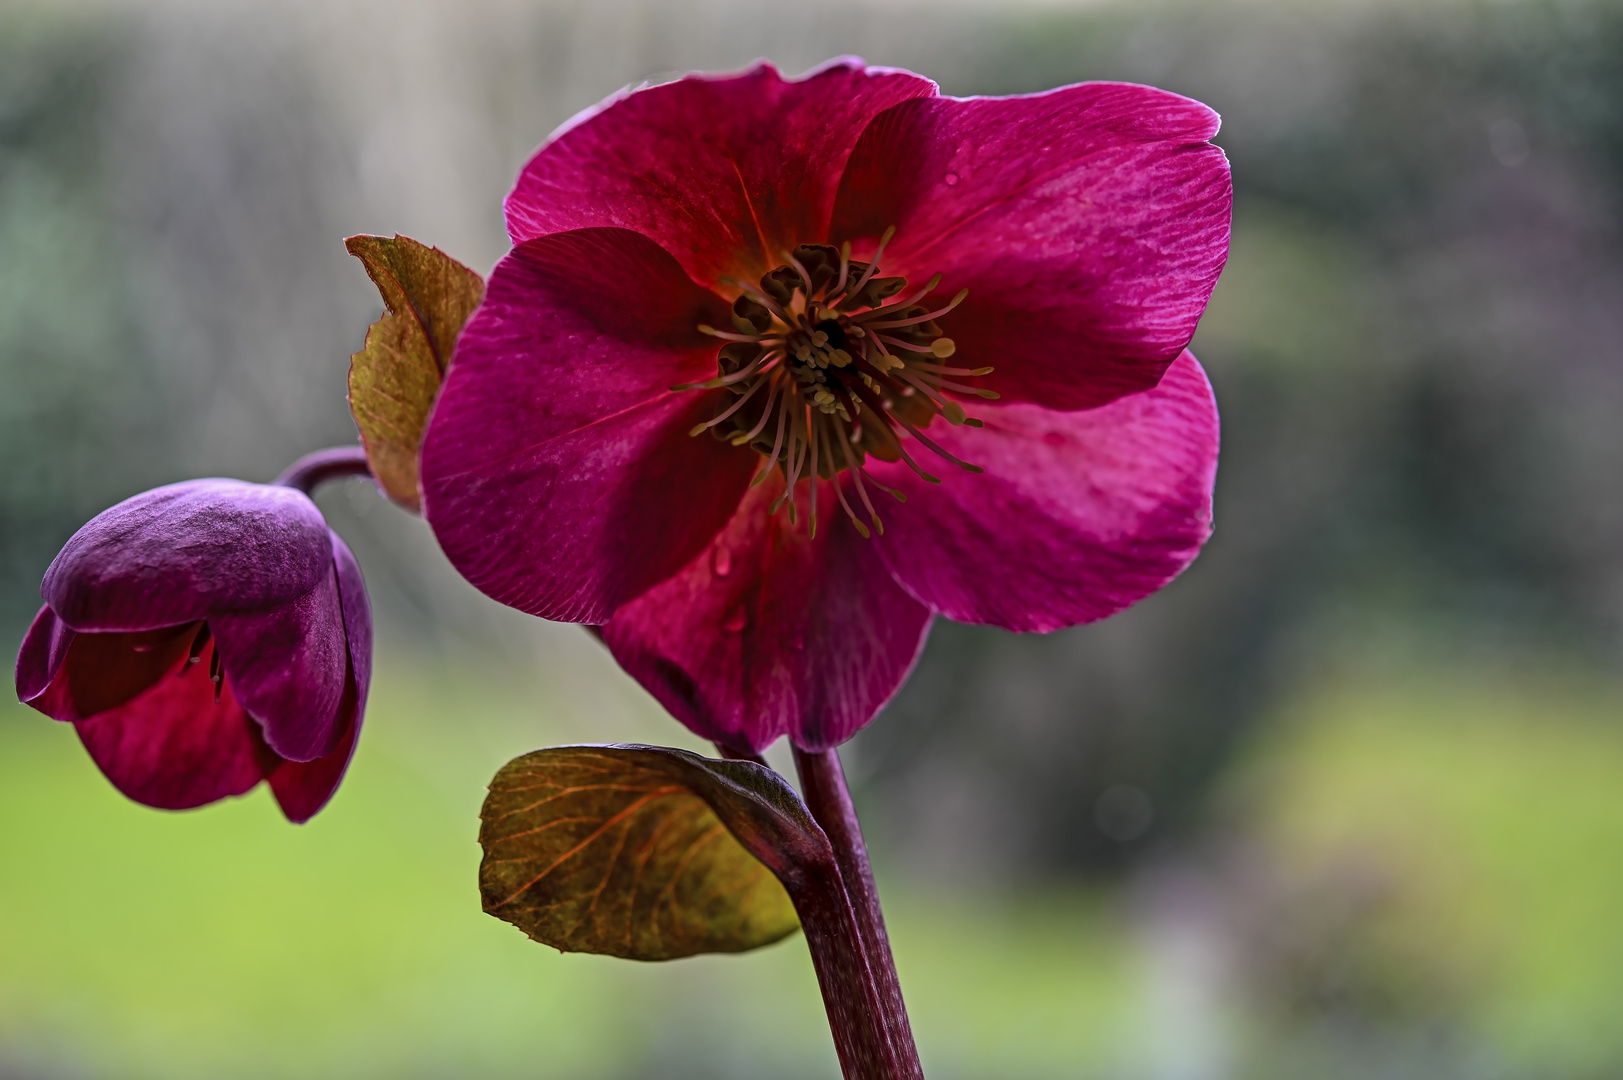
[180,622,226,702]
[680,229,997,538]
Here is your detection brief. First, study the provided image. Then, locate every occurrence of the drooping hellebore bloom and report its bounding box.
[420,58,1230,755]
[14,479,371,823]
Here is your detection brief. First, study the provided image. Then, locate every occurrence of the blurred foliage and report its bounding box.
[7,659,1623,1078]
[0,19,174,627]
[864,0,1623,879]
[1219,666,1623,1079]
[0,668,1136,1080]
[4,0,1623,1076]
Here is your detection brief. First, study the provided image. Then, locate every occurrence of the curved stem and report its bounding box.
[786,855,899,1080]
[794,746,923,1080]
[717,741,905,1078]
[272,446,373,496]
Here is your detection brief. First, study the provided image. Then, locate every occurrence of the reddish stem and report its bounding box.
[794,746,924,1080]
[716,741,908,1078]
[787,856,901,1080]
[272,446,373,496]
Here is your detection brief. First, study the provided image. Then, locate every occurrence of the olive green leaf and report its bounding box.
[479,745,806,961]
[344,234,484,511]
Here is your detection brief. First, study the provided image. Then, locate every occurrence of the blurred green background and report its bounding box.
[5,0,1623,1076]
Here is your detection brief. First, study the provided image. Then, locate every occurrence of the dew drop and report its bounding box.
[722,608,748,632]
[944,171,959,187]
[712,545,733,577]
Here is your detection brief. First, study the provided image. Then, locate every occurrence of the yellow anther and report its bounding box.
[930,338,957,359]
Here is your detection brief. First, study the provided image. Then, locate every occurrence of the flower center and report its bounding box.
[178,620,227,702]
[678,228,997,538]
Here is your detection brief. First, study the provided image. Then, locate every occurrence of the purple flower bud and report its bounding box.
[14,479,371,823]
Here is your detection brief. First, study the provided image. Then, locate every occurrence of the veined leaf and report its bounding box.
[480,745,804,960]
[344,234,483,511]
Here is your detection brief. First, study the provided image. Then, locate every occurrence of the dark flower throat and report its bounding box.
[678,229,997,538]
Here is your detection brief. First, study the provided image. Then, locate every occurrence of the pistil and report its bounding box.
[684,230,996,538]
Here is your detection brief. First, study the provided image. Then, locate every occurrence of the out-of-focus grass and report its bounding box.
[1227,665,1623,1077]
[9,653,1623,1079]
[0,662,664,1079]
[0,657,1136,1080]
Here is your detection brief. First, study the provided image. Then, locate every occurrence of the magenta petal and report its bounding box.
[266,685,358,824]
[505,59,937,287]
[832,83,1232,409]
[15,604,76,712]
[329,534,371,718]
[602,477,933,753]
[265,534,370,824]
[434,228,732,439]
[869,351,1220,632]
[210,565,349,764]
[421,229,756,624]
[73,646,264,811]
[17,609,204,723]
[43,480,332,632]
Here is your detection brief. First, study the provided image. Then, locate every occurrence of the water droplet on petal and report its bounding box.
[944,171,959,187]
[722,608,748,632]
[712,545,733,577]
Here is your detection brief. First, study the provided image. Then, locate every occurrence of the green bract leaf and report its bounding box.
[344,234,484,512]
[480,745,804,961]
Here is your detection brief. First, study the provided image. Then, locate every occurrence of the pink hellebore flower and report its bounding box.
[420,59,1229,754]
[15,480,371,823]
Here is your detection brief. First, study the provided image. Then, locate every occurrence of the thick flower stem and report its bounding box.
[794,746,924,1080]
[791,858,903,1080]
[715,742,906,1079]
[272,446,373,496]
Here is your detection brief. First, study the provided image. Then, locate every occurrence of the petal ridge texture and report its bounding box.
[14,479,372,822]
[422,59,1231,752]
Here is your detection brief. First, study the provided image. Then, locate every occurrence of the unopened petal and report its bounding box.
[330,533,372,718]
[43,480,332,632]
[265,533,370,824]
[15,604,76,712]
[266,682,359,824]
[72,645,264,811]
[211,564,349,764]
